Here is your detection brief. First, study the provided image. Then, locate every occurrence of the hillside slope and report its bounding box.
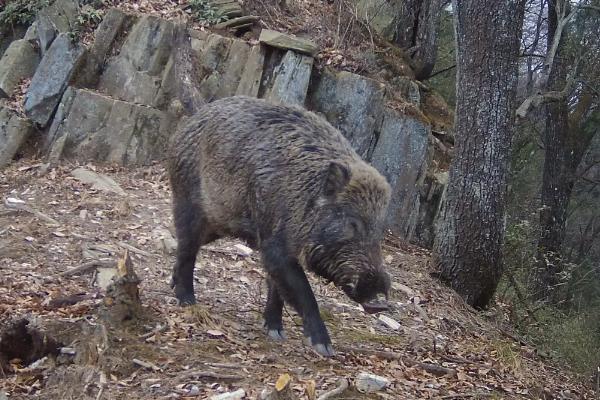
[0,160,594,399]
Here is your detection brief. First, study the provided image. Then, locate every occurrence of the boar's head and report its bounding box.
[303,161,392,306]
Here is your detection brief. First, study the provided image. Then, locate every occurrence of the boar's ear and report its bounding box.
[323,162,350,197]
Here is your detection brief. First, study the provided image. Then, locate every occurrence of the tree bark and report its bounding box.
[395,0,444,80]
[532,0,571,301]
[432,0,525,309]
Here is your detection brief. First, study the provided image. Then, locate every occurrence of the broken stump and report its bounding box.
[101,250,142,324]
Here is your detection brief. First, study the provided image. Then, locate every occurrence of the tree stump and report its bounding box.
[101,250,142,324]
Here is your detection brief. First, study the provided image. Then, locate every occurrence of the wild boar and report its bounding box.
[167,95,391,356]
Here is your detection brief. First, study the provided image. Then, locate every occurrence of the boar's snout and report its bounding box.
[341,266,391,305]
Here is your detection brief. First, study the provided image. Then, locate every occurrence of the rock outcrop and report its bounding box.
[0,107,34,168]
[0,40,40,98]
[24,33,86,127]
[0,5,449,245]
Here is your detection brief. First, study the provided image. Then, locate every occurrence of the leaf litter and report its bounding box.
[0,159,595,399]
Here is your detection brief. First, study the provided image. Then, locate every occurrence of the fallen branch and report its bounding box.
[133,358,161,371]
[178,370,243,382]
[339,346,456,377]
[57,259,114,277]
[317,378,348,400]
[4,198,59,225]
[204,362,240,369]
[116,241,154,258]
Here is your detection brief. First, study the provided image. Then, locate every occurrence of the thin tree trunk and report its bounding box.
[395,0,444,80]
[432,0,526,309]
[533,2,570,299]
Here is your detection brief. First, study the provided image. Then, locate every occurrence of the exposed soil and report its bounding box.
[0,159,595,399]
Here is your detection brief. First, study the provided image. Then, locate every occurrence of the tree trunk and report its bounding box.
[532,1,599,301]
[395,0,444,80]
[432,0,525,309]
[533,0,571,300]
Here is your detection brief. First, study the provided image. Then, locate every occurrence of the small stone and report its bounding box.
[377,315,401,330]
[188,385,200,396]
[71,168,126,196]
[259,29,318,56]
[354,372,390,393]
[210,388,246,400]
[233,243,253,257]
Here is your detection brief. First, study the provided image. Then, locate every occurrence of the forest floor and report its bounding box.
[0,159,595,399]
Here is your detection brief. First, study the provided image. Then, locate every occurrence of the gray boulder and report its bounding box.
[98,15,174,107]
[0,40,40,98]
[308,70,385,158]
[36,0,80,54]
[259,29,318,56]
[264,50,313,106]
[75,8,133,87]
[0,25,27,59]
[24,33,86,127]
[193,34,251,101]
[46,88,169,166]
[236,44,266,97]
[0,107,34,168]
[370,109,430,239]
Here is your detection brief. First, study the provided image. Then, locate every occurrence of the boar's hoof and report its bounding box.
[174,289,197,306]
[311,341,335,357]
[266,329,287,341]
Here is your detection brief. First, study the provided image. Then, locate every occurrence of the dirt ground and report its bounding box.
[0,159,595,399]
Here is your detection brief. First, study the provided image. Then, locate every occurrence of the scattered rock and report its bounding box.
[0,39,40,98]
[354,372,390,393]
[0,107,34,168]
[233,243,253,257]
[265,50,313,106]
[188,385,200,396]
[377,315,401,330]
[153,227,178,255]
[71,167,126,195]
[211,388,246,400]
[24,33,86,127]
[259,29,318,56]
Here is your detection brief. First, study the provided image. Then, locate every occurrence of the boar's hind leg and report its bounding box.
[262,236,334,357]
[171,197,216,306]
[264,278,286,340]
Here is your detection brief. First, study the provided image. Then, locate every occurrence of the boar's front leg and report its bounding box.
[264,278,286,340]
[261,235,334,357]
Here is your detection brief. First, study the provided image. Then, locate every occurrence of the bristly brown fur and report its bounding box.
[167,95,391,355]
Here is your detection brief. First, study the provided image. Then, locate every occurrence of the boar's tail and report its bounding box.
[172,22,206,115]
